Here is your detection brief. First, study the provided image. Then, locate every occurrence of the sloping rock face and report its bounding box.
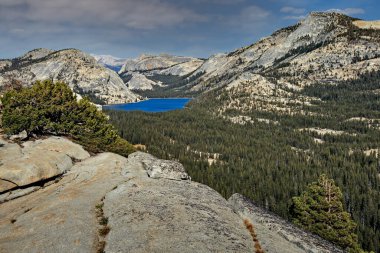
[91,54,126,70]
[104,152,252,253]
[119,54,204,91]
[0,153,128,253]
[0,48,140,104]
[0,148,255,252]
[0,138,346,252]
[127,72,164,90]
[120,54,203,74]
[228,193,344,253]
[0,136,90,193]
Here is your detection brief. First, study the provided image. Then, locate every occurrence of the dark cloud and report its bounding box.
[193,0,245,4]
[0,0,376,59]
[0,0,206,30]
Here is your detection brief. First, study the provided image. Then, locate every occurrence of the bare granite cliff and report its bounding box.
[118,54,204,91]
[0,49,140,104]
[0,134,343,252]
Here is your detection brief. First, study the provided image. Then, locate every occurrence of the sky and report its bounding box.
[0,0,379,59]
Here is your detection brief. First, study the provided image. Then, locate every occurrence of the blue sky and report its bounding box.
[0,0,379,59]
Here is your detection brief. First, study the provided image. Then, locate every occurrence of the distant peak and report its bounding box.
[305,11,355,21]
[139,53,154,59]
[20,48,54,60]
[26,48,53,54]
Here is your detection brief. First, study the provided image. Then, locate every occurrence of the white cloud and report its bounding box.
[240,5,271,22]
[326,8,365,16]
[280,6,305,15]
[283,15,306,20]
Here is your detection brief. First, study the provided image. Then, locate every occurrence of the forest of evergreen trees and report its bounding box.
[105,73,380,252]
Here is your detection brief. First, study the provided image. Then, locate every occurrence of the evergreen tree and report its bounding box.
[291,174,361,252]
[1,80,134,156]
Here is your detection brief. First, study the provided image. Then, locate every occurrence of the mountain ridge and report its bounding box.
[0,48,140,104]
[185,12,380,116]
[115,12,380,104]
[118,53,204,92]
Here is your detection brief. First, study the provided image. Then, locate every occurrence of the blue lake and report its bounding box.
[103,98,192,112]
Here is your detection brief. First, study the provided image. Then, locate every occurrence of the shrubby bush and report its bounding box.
[1,80,134,156]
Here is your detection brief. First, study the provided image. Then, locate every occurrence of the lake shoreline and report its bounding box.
[103,98,192,113]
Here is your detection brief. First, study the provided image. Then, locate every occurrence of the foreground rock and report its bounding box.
[0,141,344,252]
[228,193,344,253]
[0,150,255,252]
[104,152,252,253]
[9,130,28,141]
[0,153,128,253]
[0,136,90,193]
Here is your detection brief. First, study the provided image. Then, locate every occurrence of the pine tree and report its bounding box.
[1,80,134,156]
[291,174,362,252]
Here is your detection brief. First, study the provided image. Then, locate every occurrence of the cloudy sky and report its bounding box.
[0,0,379,59]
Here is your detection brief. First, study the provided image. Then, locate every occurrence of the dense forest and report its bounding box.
[105,74,380,252]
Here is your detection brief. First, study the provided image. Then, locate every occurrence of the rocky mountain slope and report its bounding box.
[0,133,342,252]
[0,49,140,104]
[91,54,126,72]
[129,12,379,114]
[190,12,380,116]
[118,54,204,91]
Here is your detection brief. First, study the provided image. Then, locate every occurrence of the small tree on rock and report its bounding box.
[291,174,362,252]
[1,80,134,156]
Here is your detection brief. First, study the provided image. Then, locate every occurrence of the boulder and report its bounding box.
[129,152,191,180]
[9,130,28,141]
[22,136,91,161]
[0,136,90,193]
[0,148,72,192]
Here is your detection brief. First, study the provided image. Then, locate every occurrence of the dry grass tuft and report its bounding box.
[244,219,264,253]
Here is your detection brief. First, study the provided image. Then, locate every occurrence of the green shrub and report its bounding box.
[1,80,134,156]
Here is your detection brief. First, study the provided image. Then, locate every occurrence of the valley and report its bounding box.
[1,10,380,253]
